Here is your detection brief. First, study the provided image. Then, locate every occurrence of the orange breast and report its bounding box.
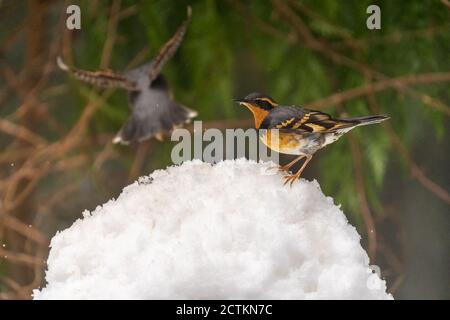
[260,130,303,155]
[244,104,269,129]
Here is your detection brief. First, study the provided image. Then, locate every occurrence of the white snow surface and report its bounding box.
[34,159,392,300]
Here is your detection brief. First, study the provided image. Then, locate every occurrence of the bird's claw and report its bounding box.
[265,164,292,173]
[283,173,300,187]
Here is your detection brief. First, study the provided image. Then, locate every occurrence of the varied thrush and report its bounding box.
[57,7,196,144]
[236,92,389,186]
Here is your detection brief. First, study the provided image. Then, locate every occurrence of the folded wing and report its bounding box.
[260,106,356,133]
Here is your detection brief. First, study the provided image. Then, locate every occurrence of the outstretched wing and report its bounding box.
[57,57,137,90]
[260,106,355,133]
[148,6,192,83]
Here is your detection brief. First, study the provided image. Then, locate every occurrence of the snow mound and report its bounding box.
[34,159,392,299]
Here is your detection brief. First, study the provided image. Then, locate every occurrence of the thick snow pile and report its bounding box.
[34,159,392,299]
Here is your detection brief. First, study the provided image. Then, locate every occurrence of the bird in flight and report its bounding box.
[57,7,196,144]
[236,92,389,186]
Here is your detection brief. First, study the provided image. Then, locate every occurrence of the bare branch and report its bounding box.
[309,72,450,116]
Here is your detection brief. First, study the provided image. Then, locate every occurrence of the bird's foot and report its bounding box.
[283,172,301,187]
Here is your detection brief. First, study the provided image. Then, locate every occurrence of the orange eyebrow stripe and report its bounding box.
[258,97,277,105]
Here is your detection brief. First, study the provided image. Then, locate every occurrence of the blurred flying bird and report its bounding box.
[57,7,196,144]
[236,92,389,185]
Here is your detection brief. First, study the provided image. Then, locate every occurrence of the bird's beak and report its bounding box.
[233,98,246,105]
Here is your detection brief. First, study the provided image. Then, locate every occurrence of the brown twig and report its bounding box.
[0,276,31,299]
[364,78,450,205]
[265,0,450,117]
[0,248,44,267]
[127,141,152,183]
[288,0,359,50]
[348,135,377,261]
[100,0,122,69]
[229,0,296,43]
[332,24,450,50]
[0,1,126,299]
[1,215,48,245]
[0,118,47,146]
[442,0,450,9]
[309,72,450,115]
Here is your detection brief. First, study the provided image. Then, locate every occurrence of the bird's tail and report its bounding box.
[341,114,389,127]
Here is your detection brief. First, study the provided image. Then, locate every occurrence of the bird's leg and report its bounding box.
[266,155,304,173]
[283,154,313,186]
[278,155,305,173]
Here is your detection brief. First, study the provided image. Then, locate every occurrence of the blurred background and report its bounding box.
[0,0,449,299]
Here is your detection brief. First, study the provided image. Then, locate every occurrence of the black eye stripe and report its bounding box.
[256,99,273,110]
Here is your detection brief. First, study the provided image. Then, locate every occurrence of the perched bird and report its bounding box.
[57,7,196,144]
[236,92,389,185]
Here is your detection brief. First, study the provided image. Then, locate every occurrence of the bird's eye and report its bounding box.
[256,99,273,110]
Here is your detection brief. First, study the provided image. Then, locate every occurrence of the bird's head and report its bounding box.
[234,93,278,128]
